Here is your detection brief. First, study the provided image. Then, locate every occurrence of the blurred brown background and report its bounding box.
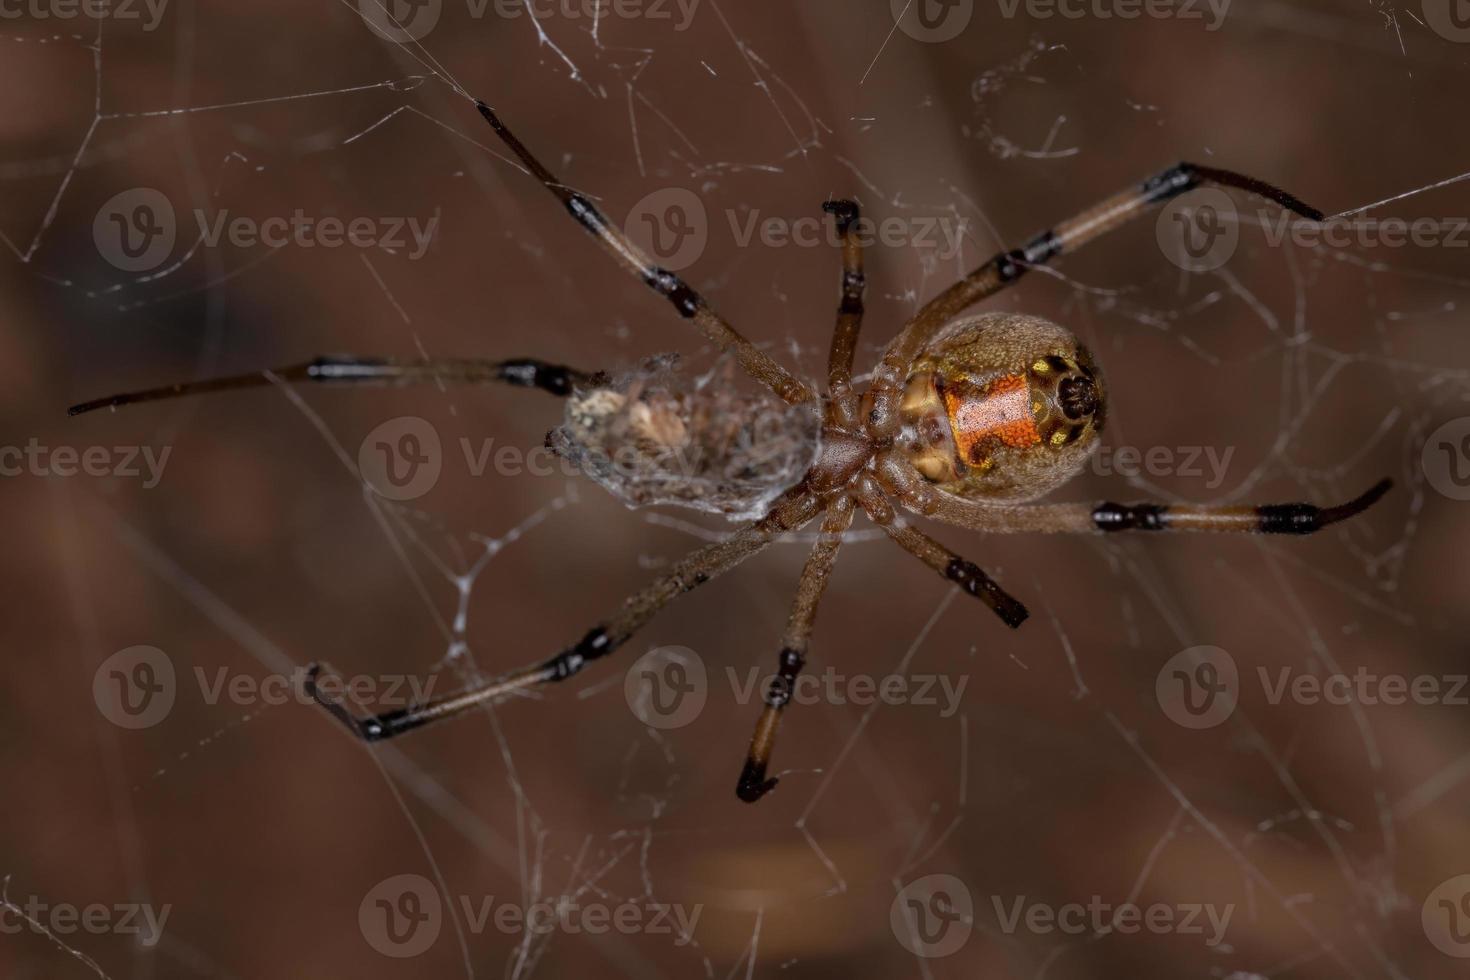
[3,0,1469,976]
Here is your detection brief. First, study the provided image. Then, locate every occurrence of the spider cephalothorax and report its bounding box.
[70,98,1394,804]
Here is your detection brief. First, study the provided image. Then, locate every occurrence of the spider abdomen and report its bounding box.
[548,354,821,521]
[895,312,1107,502]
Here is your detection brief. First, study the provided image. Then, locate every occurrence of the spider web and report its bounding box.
[6,1,1470,978]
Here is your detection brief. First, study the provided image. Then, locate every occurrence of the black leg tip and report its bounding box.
[945,558,1031,629]
[303,662,391,742]
[736,761,777,804]
[995,597,1030,630]
[474,100,503,130]
[68,395,118,416]
[1321,477,1394,527]
[1258,477,1394,534]
[822,199,860,235]
[1179,161,1326,222]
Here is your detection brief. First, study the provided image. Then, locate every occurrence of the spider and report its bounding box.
[71,99,1394,803]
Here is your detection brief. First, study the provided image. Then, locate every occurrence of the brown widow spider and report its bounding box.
[71,100,1393,803]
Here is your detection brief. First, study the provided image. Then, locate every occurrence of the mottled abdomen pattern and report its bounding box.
[897,312,1107,502]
